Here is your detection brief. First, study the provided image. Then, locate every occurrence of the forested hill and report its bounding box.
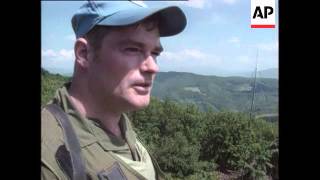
[41,69,278,115]
[153,71,278,114]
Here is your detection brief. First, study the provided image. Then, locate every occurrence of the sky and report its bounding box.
[41,0,278,76]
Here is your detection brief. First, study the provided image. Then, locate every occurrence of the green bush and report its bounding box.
[131,99,278,179]
[199,111,278,179]
[41,71,69,106]
[130,98,209,178]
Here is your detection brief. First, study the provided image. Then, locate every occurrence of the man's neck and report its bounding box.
[68,83,123,138]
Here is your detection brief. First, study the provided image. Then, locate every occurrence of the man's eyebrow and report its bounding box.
[119,39,163,53]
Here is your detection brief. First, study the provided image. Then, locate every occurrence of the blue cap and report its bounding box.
[72,1,187,38]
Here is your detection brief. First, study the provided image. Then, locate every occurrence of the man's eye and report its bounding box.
[152,52,160,57]
[126,47,141,52]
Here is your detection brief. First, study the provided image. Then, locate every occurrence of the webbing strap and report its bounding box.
[45,104,87,180]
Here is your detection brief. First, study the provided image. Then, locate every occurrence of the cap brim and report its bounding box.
[96,6,187,37]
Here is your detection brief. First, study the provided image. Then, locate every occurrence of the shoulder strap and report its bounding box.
[45,103,87,180]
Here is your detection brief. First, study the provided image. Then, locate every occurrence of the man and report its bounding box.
[41,1,186,180]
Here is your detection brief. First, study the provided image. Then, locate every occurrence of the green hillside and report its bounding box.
[153,71,278,115]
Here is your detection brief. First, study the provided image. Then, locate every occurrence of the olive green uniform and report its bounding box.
[41,83,165,180]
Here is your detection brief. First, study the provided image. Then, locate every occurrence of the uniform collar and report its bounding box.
[89,114,137,152]
[52,82,137,151]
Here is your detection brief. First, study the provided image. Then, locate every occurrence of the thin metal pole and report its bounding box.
[249,49,259,120]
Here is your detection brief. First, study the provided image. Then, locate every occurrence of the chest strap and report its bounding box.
[45,103,87,180]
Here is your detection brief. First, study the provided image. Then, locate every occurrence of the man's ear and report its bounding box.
[74,38,91,70]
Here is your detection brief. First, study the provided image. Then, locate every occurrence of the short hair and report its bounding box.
[84,14,160,54]
[84,26,111,53]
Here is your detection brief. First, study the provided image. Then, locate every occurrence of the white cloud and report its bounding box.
[161,49,209,62]
[182,49,207,60]
[158,49,226,75]
[159,48,224,72]
[256,42,278,52]
[155,47,277,76]
[42,49,57,57]
[161,51,177,61]
[228,36,240,44]
[59,49,74,60]
[42,49,74,60]
[42,49,75,71]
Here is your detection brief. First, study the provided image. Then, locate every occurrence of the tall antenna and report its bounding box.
[249,49,259,120]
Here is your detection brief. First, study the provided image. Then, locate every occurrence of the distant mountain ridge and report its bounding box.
[258,68,278,79]
[231,68,278,79]
[42,67,279,79]
[152,71,278,114]
[42,68,278,114]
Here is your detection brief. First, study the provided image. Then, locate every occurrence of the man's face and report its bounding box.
[87,24,162,113]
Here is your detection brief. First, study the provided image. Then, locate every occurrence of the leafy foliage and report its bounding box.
[41,68,70,106]
[129,99,278,179]
[129,98,209,178]
[200,111,278,179]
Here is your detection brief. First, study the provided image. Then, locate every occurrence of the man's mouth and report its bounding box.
[132,81,152,94]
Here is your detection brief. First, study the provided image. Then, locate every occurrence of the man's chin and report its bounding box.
[131,96,150,109]
[135,99,150,109]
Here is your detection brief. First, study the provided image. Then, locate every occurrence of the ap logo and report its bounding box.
[251,0,276,28]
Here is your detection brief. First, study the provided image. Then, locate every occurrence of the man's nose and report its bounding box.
[141,54,159,74]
